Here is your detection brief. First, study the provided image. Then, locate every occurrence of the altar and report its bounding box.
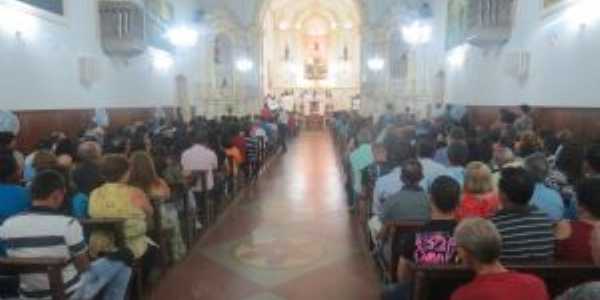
[261,6,361,115]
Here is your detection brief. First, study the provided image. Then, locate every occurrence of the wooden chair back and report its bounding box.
[80,218,127,249]
[385,221,426,282]
[0,257,69,300]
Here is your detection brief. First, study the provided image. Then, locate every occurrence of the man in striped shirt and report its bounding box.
[0,170,131,299]
[491,167,555,261]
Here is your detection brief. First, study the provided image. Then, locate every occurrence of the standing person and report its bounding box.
[277,110,289,152]
[450,218,550,300]
[181,131,219,224]
[0,170,131,300]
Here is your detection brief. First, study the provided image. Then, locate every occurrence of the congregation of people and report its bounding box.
[0,109,295,299]
[333,104,600,300]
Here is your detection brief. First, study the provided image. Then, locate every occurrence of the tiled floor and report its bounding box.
[151,131,380,300]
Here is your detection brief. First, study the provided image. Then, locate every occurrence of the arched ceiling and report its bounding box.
[259,0,362,30]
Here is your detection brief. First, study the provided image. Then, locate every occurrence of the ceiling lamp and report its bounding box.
[236,58,254,72]
[402,21,432,45]
[166,26,199,48]
[367,57,384,71]
[151,49,174,71]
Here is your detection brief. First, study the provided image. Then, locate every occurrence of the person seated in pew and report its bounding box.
[129,151,186,263]
[416,138,448,191]
[491,167,555,262]
[434,127,466,167]
[446,142,468,187]
[524,153,565,222]
[383,176,462,300]
[556,177,600,263]
[0,170,131,300]
[556,282,600,300]
[456,162,500,220]
[451,218,550,300]
[88,154,153,260]
[71,141,104,219]
[0,153,31,227]
[381,159,430,224]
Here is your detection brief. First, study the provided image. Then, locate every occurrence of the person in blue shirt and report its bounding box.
[525,153,564,221]
[0,151,31,257]
[0,152,30,225]
[446,142,469,187]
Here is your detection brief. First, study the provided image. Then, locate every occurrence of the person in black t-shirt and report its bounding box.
[382,176,461,300]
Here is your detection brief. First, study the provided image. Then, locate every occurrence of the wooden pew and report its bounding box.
[0,257,69,300]
[413,263,600,300]
[80,218,143,300]
[149,197,174,271]
[378,221,425,283]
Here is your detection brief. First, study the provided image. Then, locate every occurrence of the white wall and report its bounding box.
[0,0,206,111]
[446,0,600,108]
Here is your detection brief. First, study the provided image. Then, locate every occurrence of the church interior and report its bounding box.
[2,0,600,299]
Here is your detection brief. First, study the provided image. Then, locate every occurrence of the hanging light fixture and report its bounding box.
[402,21,432,46]
[367,57,385,71]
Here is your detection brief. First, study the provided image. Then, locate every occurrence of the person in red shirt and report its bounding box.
[451,218,550,300]
[456,162,500,220]
[556,177,600,263]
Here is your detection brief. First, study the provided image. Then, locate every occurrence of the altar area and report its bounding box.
[261,0,361,118]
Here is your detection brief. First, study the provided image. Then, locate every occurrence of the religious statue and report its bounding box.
[305,58,327,80]
[284,44,290,61]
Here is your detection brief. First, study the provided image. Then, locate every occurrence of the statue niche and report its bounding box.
[213,33,234,97]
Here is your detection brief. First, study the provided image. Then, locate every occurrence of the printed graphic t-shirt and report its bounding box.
[401,220,457,265]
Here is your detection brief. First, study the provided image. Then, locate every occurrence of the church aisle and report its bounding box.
[151,131,379,300]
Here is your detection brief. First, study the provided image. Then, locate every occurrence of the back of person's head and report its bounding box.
[0,152,17,183]
[33,150,58,172]
[448,142,468,167]
[576,178,600,219]
[555,143,583,183]
[401,159,423,187]
[430,176,461,214]
[55,138,75,157]
[356,128,372,145]
[192,131,208,145]
[520,104,531,114]
[0,132,15,149]
[524,153,550,183]
[129,151,158,192]
[104,135,130,155]
[385,138,414,166]
[499,167,535,207]
[77,141,103,162]
[101,154,130,183]
[464,162,493,194]
[556,282,600,300]
[455,218,502,265]
[585,144,600,175]
[518,131,542,157]
[416,138,436,159]
[448,127,466,143]
[31,170,66,201]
